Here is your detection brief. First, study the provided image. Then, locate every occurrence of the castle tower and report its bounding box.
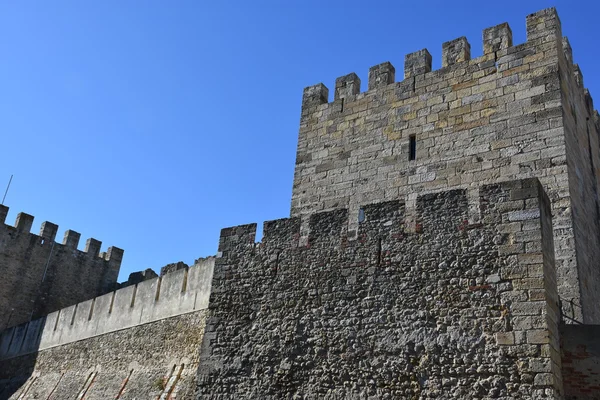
[292,8,600,324]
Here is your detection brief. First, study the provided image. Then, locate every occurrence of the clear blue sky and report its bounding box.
[0,1,597,281]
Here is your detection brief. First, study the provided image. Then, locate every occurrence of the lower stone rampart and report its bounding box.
[0,310,207,399]
[0,257,214,399]
[0,257,213,361]
[198,178,563,398]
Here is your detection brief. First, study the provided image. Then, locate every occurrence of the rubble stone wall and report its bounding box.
[198,179,563,398]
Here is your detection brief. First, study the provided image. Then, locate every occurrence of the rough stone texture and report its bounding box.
[3,7,600,399]
[442,37,471,67]
[292,7,600,324]
[561,325,600,399]
[335,73,362,102]
[161,260,189,276]
[119,267,158,289]
[483,23,513,54]
[0,310,207,400]
[0,205,123,329]
[198,179,563,398]
[368,62,395,91]
[404,49,432,79]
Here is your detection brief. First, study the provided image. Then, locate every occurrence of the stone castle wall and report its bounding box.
[0,311,207,400]
[0,205,123,330]
[0,257,214,399]
[556,37,600,324]
[198,179,563,398]
[2,7,600,399]
[291,8,600,323]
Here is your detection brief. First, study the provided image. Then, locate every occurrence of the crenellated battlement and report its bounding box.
[218,181,531,253]
[0,256,214,361]
[0,204,125,331]
[0,204,122,262]
[301,8,591,114]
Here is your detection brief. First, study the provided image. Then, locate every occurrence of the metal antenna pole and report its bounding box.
[2,174,13,205]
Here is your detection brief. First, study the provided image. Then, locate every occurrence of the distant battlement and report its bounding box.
[301,8,591,114]
[0,204,123,263]
[0,257,214,361]
[0,204,124,330]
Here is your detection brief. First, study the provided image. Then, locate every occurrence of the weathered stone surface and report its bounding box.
[0,257,214,362]
[2,6,600,399]
[0,205,123,329]
[0,310,207,399]
[443,37,471,67]
[292,7,600,325]
[561,325,600,400]
[198,179,562,398]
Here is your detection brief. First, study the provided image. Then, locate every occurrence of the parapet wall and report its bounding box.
[292,7,600,324]
[198,178,564,398]
[0,256,214,361]
[0,205,124,329]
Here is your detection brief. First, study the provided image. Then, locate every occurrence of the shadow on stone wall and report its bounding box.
[0,317,44,400]
[561,324,600,400]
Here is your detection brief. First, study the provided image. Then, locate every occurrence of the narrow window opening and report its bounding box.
[340,98,344,113]
[47,372,65,399]
[53,310,61,331]
[18,323,30,351]
[116,370,134,399]
[77,371,96,399]
[409,135,417,161]
[16,375,37,398]
[377,238,382,266]
[5,329,15,350]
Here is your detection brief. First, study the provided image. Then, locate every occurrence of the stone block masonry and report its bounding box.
[292,7,600,325]
[198,178,563,398]
[0,205,124,329]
